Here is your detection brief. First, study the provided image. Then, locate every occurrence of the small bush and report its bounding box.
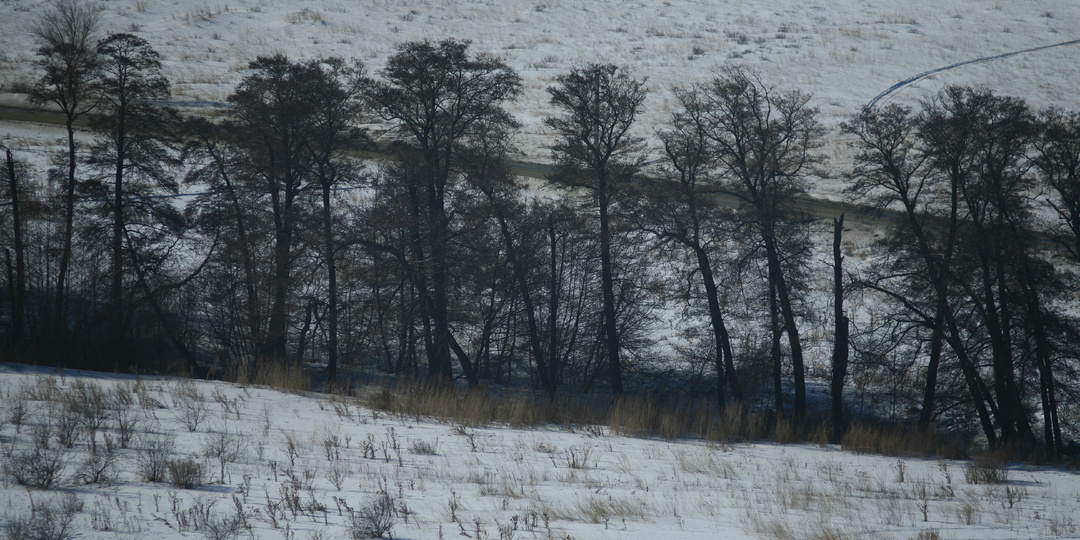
[7,390,29,432]
[172,381,209,432]
[964,453,1008,484]
[68,380,111,453]
[5,422,69,489]
[349,491,396,539]
[51,399,84,449]
[202,512,247,540]
[168,456,206,488]
[137,432,176,483]
[4,492,83,540]
[202,429,244,484]
[113,405,143,449]
[326,461,350,491]
[74,435,118,485]
[409,438,438,455]
[564,444,593,469]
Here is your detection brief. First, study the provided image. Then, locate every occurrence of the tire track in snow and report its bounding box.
[868,38,1080,109]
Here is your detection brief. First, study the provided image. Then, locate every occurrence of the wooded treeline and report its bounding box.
[3,0,1079,456]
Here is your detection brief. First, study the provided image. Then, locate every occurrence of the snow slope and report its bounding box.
[1,365,1077,539]
[3,0,1080,174]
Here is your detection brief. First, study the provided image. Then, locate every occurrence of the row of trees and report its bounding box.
[844,92,1080,455]
[3,0,1079,454]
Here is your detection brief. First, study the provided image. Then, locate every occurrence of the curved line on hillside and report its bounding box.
[868,38,1080,109]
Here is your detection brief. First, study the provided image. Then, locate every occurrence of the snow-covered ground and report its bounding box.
[3,0,1080,186]
[1,364,1077,539]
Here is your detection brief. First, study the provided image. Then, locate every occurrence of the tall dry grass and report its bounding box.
[229,370,972,461]
[841,421,968,459]
[226,361,311,394]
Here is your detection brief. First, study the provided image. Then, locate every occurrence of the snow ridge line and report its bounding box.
[868,38,1080,109]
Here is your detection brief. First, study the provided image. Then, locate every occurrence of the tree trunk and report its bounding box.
[428,203,453,382]
[598,174,623,396]
[692,244,738,404]
[55,116,78,337]
[263,175,295,363]
[497,211,554,395]
[110,99,127,357]
[770,279,783,416]
[765,234,805,418]
[321,180,339,383]
[831,215,849,441]
[208,144,261,371]
[548,213,563,392]
[919,304,946,428]
[4,149,26,344]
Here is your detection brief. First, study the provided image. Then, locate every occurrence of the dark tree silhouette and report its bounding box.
[29,0,101,332]
[699,68,822,418]
[2,147,28,344]
[546,64,647,396]
[363,39,521,384]
[636,86,741,404]
[89,33,178,360]
[303,58,367,383]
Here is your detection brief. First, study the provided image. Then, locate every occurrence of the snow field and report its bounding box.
[4,0,1080,184]
[1,365,1078,539]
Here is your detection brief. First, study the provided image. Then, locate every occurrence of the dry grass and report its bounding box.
[841,422,968,459]
[227,361,311,394]
[344,380,974,464]
[229,368,978,466]
[358,381,599,428]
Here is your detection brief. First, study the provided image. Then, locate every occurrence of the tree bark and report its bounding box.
[765,234,805,418]
[321,178,339,383]
[831,215,849,441]
[598,172,623,396]
[4,149,26,344]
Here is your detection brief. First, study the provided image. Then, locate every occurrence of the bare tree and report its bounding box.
[845,101,996,442]
[1034,109,1080,263]
[546,64,647,396]
[29,0,101,333]
[831,214,848,440]
[302,58,367,383]
[226,55,324,366]
[634,86,741,404]
[699,68,822,418]
[2,147,28,344]
[183,117,266,370]
[87,33,177,359]
[363,39,521,384]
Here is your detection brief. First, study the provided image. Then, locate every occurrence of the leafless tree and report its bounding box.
[699,67,822,418]
[363,39,521,384]
[546,64,647,396]
[29,0,101,333]
[87,33,178,360]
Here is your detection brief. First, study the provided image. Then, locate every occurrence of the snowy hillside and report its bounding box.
[3,0,1080,169]
[1,365,1078,539]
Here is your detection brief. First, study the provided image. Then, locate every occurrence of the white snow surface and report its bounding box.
[3,0,1080,182]
[1,365,1078,539]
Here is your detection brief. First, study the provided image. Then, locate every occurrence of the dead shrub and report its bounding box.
[136,432,176,483]
[5,421,69,489]
[841,422,966,458]
[4,492,83,540]
[349,491,395,539]
[964,453,1008,484]
[167,456,206,488]
[171,380,209,432]
[74,434,119,485]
